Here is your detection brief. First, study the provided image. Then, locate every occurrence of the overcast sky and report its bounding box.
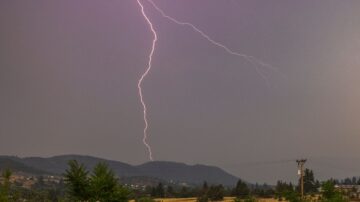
[1,0,360,183]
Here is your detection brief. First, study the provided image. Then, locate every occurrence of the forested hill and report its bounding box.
[0,155,239,186]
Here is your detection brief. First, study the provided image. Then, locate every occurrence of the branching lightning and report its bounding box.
[146,0,277,85]
[136,0,277,161]
[136,0,157,161]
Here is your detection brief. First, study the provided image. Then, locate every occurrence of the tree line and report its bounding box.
[0,161,357,201]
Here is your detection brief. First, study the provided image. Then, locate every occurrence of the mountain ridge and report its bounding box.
[0,154,239,186]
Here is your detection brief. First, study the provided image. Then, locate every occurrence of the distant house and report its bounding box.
[335,184,360,199]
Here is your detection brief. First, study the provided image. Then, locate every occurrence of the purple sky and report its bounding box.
[1,0,360,183]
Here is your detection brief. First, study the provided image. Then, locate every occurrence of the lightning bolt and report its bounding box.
[136,0,157,161]
[136,0,278,161]
[146,0,277,85]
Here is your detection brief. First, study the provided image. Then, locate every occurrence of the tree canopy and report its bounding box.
[64,160,130,202]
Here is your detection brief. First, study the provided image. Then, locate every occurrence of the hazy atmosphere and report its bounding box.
[1,0,360,184]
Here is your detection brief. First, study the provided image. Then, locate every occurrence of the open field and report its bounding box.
[130,197,280,202]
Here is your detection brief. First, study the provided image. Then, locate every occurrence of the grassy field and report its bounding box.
[130,197,280,202]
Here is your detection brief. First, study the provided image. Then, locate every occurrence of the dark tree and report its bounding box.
[150,183,165,198]
[155,183,165,198]
[275,181,294,199]
[166,185,174,198]
[233,179,250,198]
[202,182,208,192]
[343,178,352,185]
[302,169,318,194]
[0,168,12,202]
[64,160,130,202]
[352,177,357,185]
[151,187,157,197]
[89,162,129,202]
[179,186,189,198]
[64,160,90,201]
[197,181,209,202]
[207,185,224,201]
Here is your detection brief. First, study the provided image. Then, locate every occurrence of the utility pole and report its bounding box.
[296,159,307,199]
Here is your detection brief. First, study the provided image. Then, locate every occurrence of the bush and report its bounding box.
[321,181,348,202]
[197,195,209,202]
[136,197,156,202]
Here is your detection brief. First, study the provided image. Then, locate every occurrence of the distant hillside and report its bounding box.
[137,161,238,186]
[0,155,239,186]
[0,156,49,175]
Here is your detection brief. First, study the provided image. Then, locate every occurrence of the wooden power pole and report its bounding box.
[296,159,307,199]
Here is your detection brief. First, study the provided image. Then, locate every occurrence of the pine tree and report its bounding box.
[89,162,129,202]
[302,169,318,194]
[64,160,90,201]
[64,160,130,202]
[233,179,250,198]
